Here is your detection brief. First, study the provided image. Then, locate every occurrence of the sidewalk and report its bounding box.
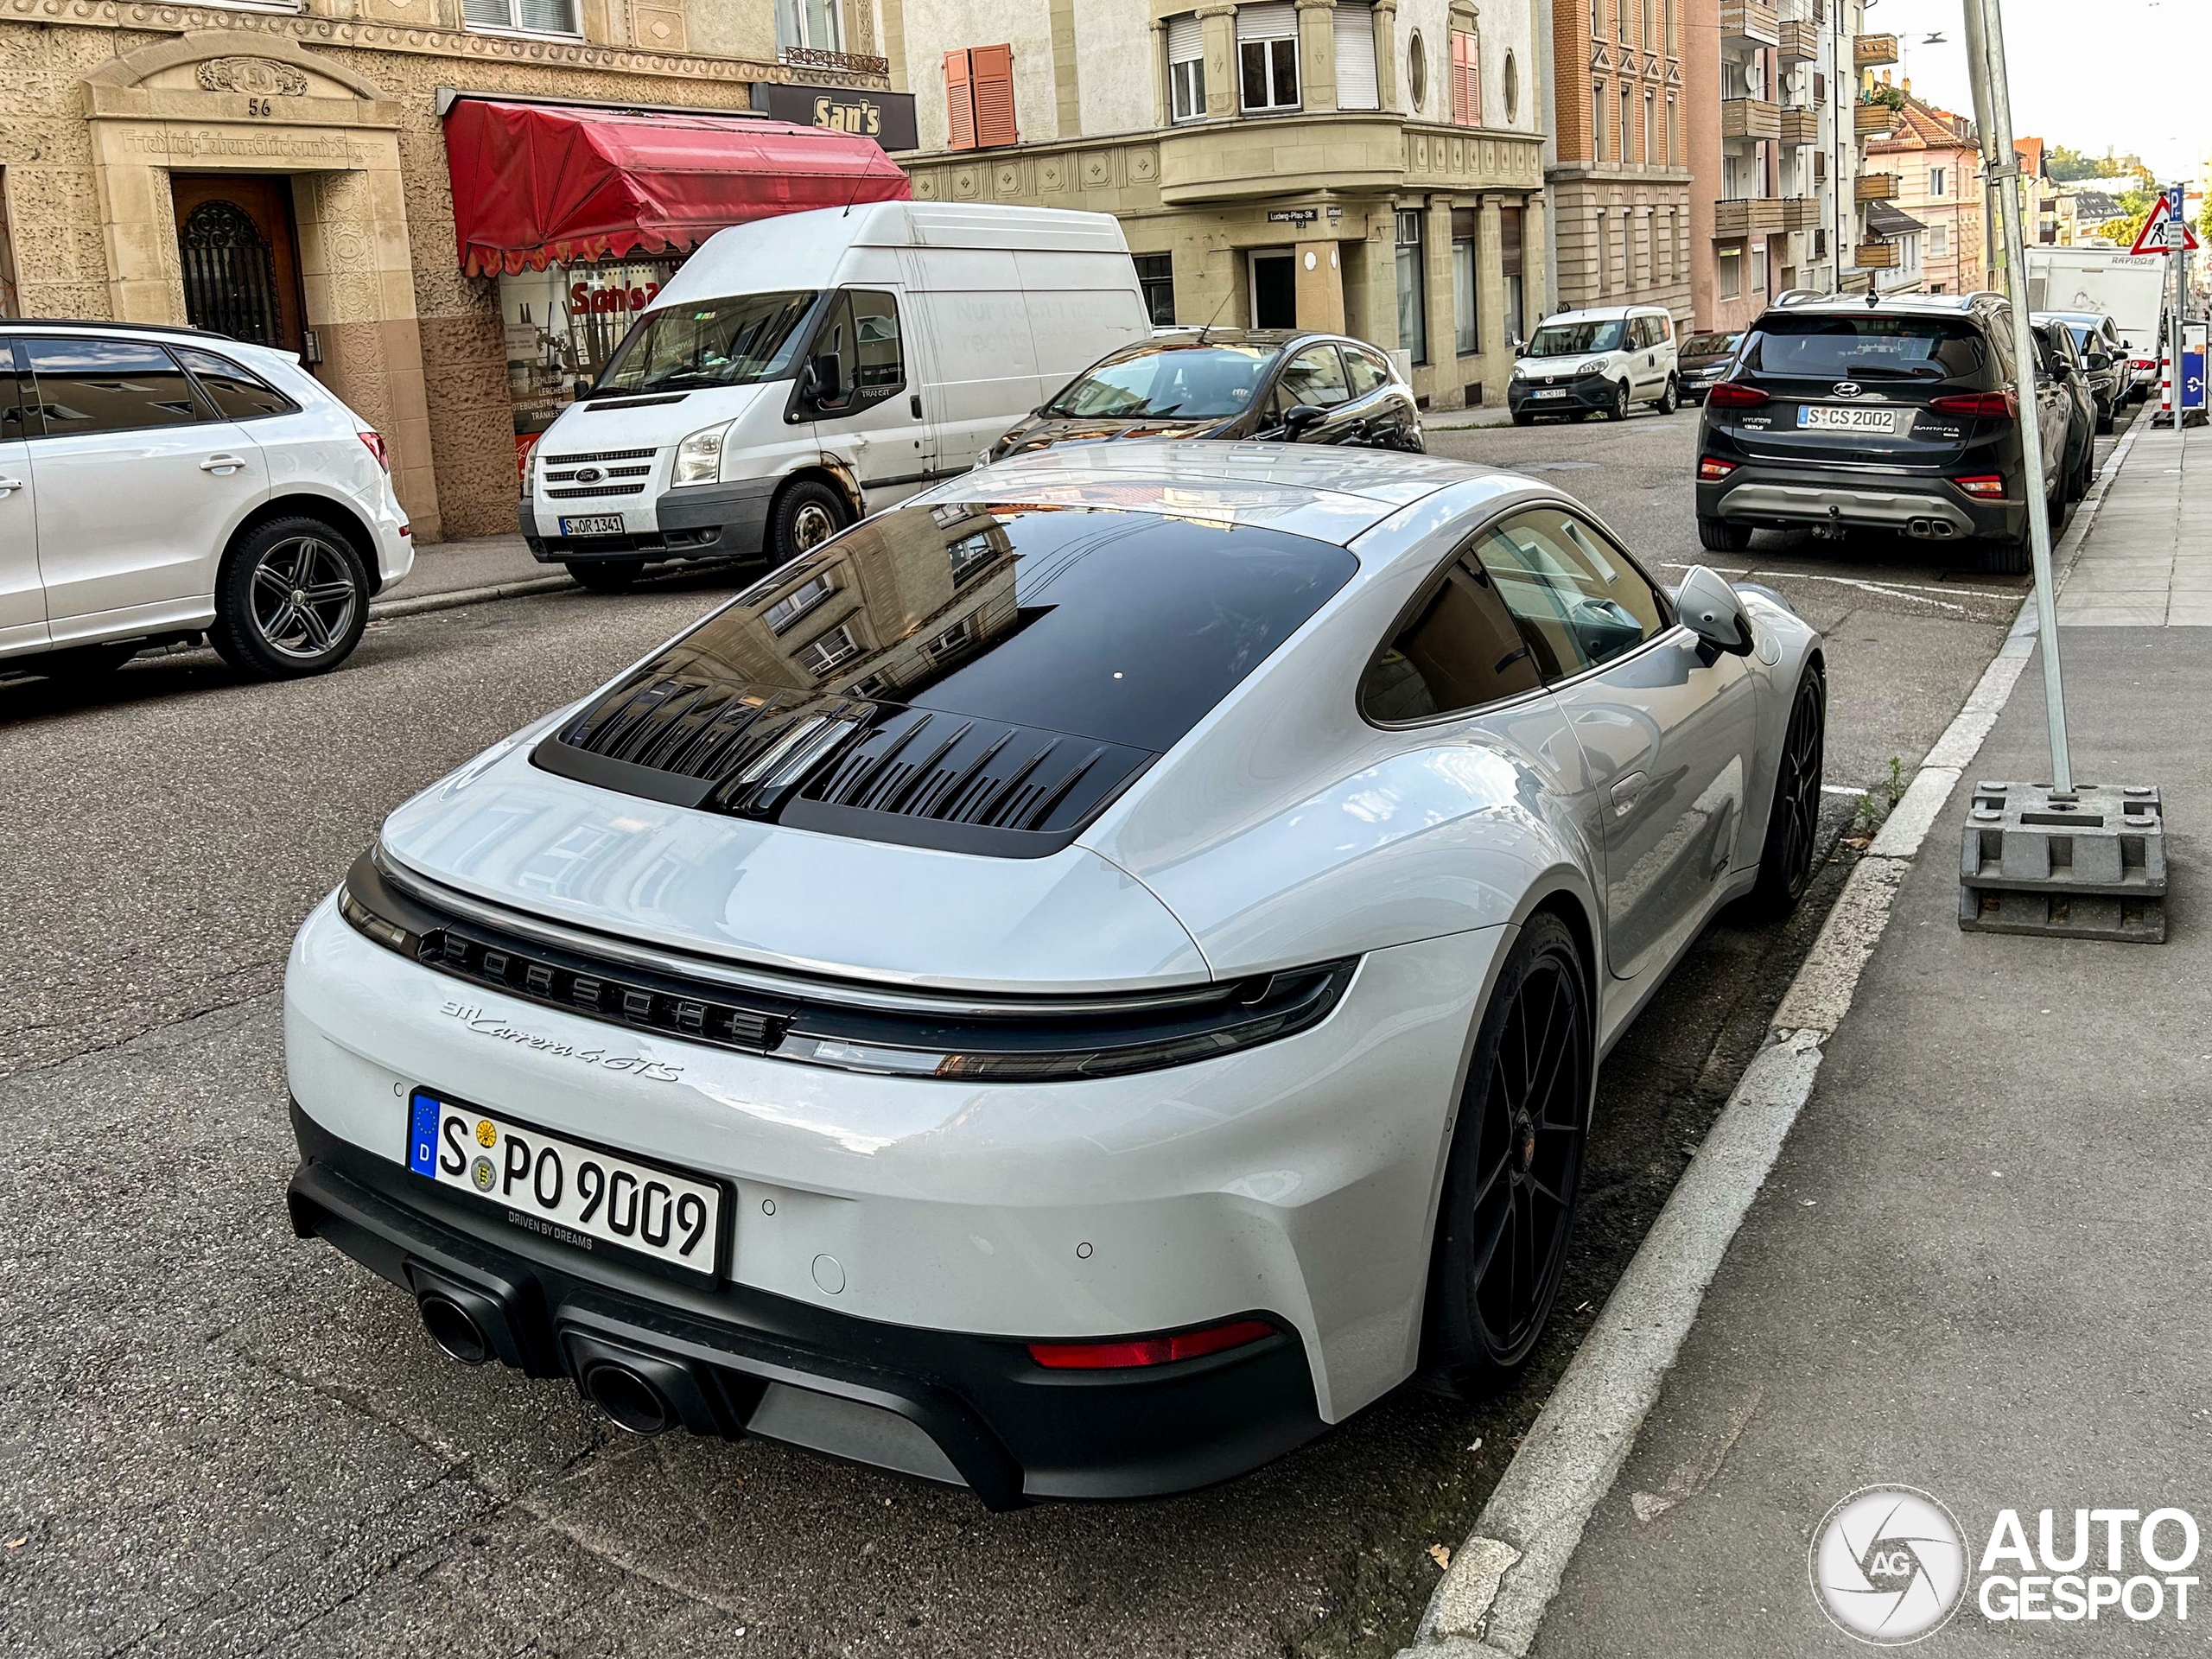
[375,532,551,603]
[1512,427,2210,1653]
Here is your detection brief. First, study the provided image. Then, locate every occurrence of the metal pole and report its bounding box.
[1965,0,2071,790]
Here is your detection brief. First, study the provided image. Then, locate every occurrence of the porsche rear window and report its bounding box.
[669,503,1357,753]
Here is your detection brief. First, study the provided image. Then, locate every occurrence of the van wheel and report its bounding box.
[566,562,642,593]
[1654,376,1679,415]
[209,516,370,680]
[1606,382,1630,421]
[1697,515,1754,552]
[772,480,850,565]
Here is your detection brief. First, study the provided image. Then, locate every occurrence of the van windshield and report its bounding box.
[1527,319,1624,357]
[1742,315,1986,380]
[1042,343,1274,420]
[597,291,818,394]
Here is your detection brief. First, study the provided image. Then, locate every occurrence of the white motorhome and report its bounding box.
[520,202,1151,589]
[2026,246,2170,403]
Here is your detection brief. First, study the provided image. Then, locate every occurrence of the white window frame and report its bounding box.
[462,0,582,39]
[1167,13,1207,122]
[1237,3,1301,113]
[774,0,845,54]
[763,573,836,633]
[796,623,861,678]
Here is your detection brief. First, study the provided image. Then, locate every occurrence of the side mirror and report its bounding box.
[572,378,593,400]
[1675,565,1755,657]
[1281,403,1327,435]
[1514,341,1529,359]
[2051,357,2073,381]
[2085,351,2110,371]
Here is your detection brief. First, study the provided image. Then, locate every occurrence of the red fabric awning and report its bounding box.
[442,99,912,278]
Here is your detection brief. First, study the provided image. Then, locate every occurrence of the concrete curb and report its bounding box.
[1395,416,2145,1659]
[368,573,577,620]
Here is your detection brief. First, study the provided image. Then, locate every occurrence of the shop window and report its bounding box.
[1238,3,1300,112]
[944,45,1018,149]
[1452,207,1478,357]
[1167,14,1206,122]
[774,0,842,54]
[462,0,580,36]
[1335,3,1381,112]
[1719,245,1742,300]
[1134,253,1176,325]
[1395,209,1427,367]
[500,258,682,473]
[1450,29,1480,127]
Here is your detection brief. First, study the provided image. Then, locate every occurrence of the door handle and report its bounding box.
[0,476,21,498]
[1606,770,1649,818]
[909,394,923,420]
[200,454,246,474]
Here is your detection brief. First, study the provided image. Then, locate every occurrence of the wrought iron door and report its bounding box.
[179,200,282,346]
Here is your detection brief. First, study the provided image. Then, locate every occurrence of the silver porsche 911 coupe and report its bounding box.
[285,443,1824,1509]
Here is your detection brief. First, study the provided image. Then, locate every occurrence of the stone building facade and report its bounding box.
[1544,0,1691,329]
[0,0,892,540]
[882,0,1548,410]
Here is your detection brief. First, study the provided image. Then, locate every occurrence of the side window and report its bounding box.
[809,289,903,415]
[1275,344,1351,411]
[1359,551,1541,722]
[22,337,208,436]
[173,346,296,420]
[1476,508,1669,678]
[1344,346,1387,397]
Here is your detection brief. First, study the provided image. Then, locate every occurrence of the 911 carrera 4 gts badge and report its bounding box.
[437,1000,685,1082]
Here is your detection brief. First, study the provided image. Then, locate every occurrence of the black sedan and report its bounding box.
[1677,330,1744,404]
[988,329,1423,461]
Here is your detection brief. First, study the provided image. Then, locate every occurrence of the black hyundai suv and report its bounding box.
[1694,292,2074,572]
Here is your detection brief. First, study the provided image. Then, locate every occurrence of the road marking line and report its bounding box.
[1659,562,2008,606]
[1398,418,2143,1659]
[1819,784,1867,797]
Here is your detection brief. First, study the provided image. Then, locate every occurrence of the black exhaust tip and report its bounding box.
[582,1361,678,1435]
[419,1291,493,1365]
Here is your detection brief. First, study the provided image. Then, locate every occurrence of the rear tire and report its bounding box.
[1980,525,2032,575]
[1697,514,1754,552]
[1745,662,1827,919]
[208,516,370,680]
[769,479,850,566]
[565,562,642,593]
[1426,910,1592,1393]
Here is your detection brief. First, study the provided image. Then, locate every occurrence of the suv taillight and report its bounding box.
[1705,381,1770,408]
[1929,391,2017,419]
[1698,456,1737,481]
[1955,475,2006,498]
[358,430,391,473]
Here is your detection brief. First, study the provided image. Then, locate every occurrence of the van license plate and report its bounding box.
[1798,406,1899,434]
[1535,390,1568,400]
[560,515,626,537]
[406,1091,725,1277]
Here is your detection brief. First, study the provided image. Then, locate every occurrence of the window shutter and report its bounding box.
[462,0,508,26]
[1451,29,1481,127]
[944,49,976,149]
[969,43,1018,147]
[1167,12,1202,62]
[1334,3,1379,110]
[514,0,575,32]
[1236,2,1297,42]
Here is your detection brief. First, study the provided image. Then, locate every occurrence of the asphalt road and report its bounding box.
[0,414,2109,1658]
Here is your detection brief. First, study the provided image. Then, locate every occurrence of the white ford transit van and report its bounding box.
[520,202,1151,589]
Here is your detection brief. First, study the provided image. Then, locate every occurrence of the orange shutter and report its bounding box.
[944,48,976,149]
[1452,31,1481,127]
[970,43,1018,147]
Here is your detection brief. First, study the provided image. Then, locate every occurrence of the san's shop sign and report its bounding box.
[569,277,661,315]
[749,83,917,153]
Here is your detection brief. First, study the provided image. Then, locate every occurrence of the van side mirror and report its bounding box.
[1675,565,1755,657]
[810,352,845,406]
[572,378,593,400]
[1281,403,1326,435]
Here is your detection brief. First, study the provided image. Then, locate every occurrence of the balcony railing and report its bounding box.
[1854,101,1898,136]
[1721,1,1780,46]
[1781,197,1820,232]
[1854,33,1899,66]
[1723,99,1782,140]
[1715,197,1788,236]
[1777,19,1818,60]
[1857,172,1899,202]
[778,45,892,75]
[1780,106,1819,145]
[1855,241,1900,269]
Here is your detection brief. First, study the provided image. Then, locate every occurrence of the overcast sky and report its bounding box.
[1860,0,2207,181]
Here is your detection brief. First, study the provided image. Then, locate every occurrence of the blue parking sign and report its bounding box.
[2185,350,2205,412]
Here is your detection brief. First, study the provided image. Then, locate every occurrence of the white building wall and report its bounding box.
[1389,0,1538,134]
[1076,0,1155,137]
[898,0,1059,148]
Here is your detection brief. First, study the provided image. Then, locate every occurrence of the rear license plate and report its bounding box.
[1535,389,1568,400]
[407,1090,725,1277]
[1797,405,1899,434]
[559,514,626,537]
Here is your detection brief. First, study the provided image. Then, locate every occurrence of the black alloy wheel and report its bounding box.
[1429,911,1592,1388]
[1607,381,1630,422]
[1747,661,1827,918]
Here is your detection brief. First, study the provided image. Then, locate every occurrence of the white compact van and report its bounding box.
[521,201,1151,589]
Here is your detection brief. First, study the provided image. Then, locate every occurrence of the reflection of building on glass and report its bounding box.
[703,502,1020,703]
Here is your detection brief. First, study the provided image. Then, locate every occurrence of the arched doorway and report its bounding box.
[172,176,307,355]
